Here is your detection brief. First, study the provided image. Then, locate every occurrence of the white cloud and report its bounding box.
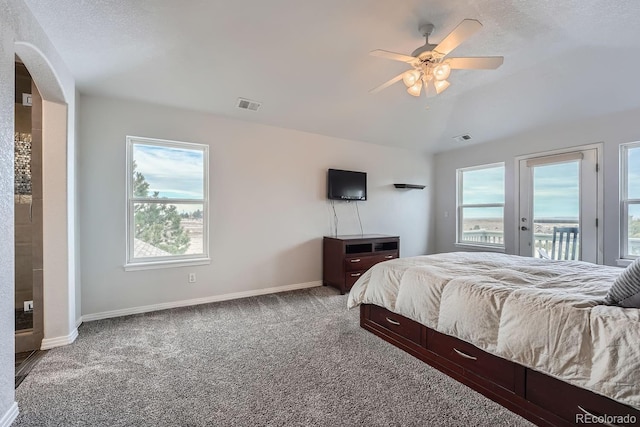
[134,144,204,199]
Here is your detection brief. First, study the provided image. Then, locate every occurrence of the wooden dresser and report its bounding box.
[323,234,399,294]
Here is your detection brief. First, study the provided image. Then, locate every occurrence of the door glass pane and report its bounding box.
[532,161,580,259]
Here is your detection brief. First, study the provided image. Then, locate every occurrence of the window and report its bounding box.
[620,142,640,259]
[126,136,209,269]
[457,163,505,248]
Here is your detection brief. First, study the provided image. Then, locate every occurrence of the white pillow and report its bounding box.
[606,258,640,308]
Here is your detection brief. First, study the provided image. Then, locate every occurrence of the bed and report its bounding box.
[347,252,640,427]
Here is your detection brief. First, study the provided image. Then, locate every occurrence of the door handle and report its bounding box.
[520,226,528,231]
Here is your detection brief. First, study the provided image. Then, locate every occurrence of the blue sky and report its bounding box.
[133,144,204,199]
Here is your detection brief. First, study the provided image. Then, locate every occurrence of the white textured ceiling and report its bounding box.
[23,0,640,153]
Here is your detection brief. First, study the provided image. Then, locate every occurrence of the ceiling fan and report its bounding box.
[370,19,503,97]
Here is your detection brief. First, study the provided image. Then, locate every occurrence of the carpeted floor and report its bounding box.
[15,287,533,426]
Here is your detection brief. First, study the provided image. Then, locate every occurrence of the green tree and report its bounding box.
[133,161,190,254]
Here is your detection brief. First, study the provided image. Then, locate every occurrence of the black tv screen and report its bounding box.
[327,169,367,201]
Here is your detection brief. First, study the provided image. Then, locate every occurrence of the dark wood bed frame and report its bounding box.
[360,304,640,427]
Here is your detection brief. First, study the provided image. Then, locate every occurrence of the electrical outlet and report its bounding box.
[188,273,196,283]
[24,300,33,312]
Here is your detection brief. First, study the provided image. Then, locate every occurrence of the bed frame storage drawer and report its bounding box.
[367,305,422,345]
[526,369,640,426]
[361,304,640,427]
[427,329,517,392]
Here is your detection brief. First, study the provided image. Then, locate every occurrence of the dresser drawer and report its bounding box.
[367,305,421,345]
[345,270,366,288]
[527,369,640,425]
[345,252,397,272]
[427,329,516,392]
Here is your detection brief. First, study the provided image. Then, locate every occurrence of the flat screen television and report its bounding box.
[327,169,367,201]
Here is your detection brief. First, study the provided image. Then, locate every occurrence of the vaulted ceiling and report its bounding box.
[23,0,640,152]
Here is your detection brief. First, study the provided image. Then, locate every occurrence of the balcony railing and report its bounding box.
[461,230,580,259]
[462,225,640,258]
[628,238,640,256]
[461,218,585,258]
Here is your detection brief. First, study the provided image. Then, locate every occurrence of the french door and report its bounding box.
[518,148,599,263]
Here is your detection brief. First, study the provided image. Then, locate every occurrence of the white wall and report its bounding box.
[0,0,77,424]
[78,94,434,316]
[433,107,640,266]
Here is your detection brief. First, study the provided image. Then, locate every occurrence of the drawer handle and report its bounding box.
[350,259,361,263]
[384,255,394,259]
[350,273,362,277]
[453,348,477,361]
[577,406,619,427]
[385,317,400,326]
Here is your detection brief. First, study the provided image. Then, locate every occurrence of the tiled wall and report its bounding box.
[14,132,31,195]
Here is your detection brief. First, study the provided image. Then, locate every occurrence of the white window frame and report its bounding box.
[125,136,210,270]
[456,162,505,250]
[620,141,640,260]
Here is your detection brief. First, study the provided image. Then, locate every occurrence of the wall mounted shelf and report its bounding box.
[394,184,426,189]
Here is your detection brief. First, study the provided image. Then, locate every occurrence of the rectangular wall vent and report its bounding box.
[236,98,261,111]
[452,134,472,143]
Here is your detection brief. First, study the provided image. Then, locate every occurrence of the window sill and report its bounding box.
[454,243,505,253]
[124,258,211,271]
[616,258,633,268]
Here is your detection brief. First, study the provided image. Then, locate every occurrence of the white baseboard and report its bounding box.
[82,280,323,322]
[0,402,18,427]
[76,316,83,329]
[40,327,79,350]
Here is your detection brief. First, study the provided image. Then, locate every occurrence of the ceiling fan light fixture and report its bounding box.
[369,19,504,99]
[433,63,451,81]
[434,79,450,94]
[407,80,423,97]
[402,70,421,88]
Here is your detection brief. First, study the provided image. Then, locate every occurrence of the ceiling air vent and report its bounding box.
[236,98,261,112]
[452,134,472,143]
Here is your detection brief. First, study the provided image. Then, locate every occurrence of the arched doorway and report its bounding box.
[13,41,76,357]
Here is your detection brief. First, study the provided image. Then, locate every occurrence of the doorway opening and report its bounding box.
[14,58,45,384]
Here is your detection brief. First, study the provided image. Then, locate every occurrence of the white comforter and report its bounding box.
[347,252,640,410]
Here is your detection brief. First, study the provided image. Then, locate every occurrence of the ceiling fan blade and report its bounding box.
[433,19,483,56]
[370,49,416,63]
[448,56,504,69]
[369,72,405,94]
